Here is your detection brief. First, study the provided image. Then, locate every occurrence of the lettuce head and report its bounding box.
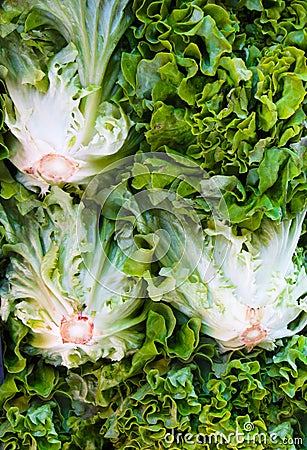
[146,211,307,351]
[0,0,134,193]
[0,185,147,368]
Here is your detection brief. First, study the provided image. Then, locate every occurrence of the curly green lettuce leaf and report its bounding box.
[0,334,73,449]
[0,377,73,450]
[0,402,62,449]
[118,0,307,228]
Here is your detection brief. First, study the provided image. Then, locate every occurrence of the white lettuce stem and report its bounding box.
[79,88,103,145]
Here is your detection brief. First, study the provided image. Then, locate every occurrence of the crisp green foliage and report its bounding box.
[148,213,307,351]
[119,0,307,229]
[0,176,147,368]
[0,0,136,192]
[1,304,305,449]
[0,1,306,449]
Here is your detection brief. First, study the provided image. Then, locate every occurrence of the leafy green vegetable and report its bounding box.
[0,183,147,368]
[0,291,306,449]
[118,0,307,229]
[146,212,307,351]
[0,402,63,449]
[63,333,307,449]
[0,1,306,449]
[0,0,136,193]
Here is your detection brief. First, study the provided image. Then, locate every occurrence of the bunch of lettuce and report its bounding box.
[0,163,306,449]
[119,0,307,229]
[0,0,135,193]
[0,0,306,449]
[1,304,305,449]
[97,168,307,352]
